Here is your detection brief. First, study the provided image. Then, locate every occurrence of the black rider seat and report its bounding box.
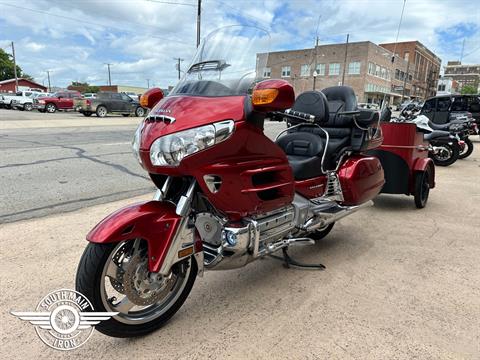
[424,130,451,141]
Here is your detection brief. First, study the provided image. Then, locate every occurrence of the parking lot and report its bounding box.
[0,109,479,358]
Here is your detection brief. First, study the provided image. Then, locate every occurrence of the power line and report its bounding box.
[0,2,193,46]
[146,0,196,6]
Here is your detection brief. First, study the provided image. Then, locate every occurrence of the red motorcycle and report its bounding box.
[76,26,384,338]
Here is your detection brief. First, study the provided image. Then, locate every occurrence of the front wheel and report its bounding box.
[430,143,459,166]
[82,112,92,117]
[76,240,197,338]
[458,138,473,159]
[24,103,33,111]
[45,103,57,113]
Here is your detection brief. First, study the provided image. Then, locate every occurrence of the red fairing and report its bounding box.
[140,96,295,219]
[141,95,246,150]
[338,155,384,206]
[295,176,327,199]
[86,201,182,272]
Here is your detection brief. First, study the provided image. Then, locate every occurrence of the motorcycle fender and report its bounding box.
[413,158,435,188]
[86,201,182,273]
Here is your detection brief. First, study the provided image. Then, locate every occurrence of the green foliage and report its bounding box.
[460,85,478,95]
[85,86,100,93]
[0,48,26,81]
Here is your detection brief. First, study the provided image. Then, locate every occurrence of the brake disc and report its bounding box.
[109,243,128,294]
[122,254,177,306]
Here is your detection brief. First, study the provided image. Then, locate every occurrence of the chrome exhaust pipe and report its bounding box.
[304,200,373,232]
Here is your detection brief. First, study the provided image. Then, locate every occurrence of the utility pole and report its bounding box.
[341,33,349,86]
[46,70,51,92]
[174,58,184,80]
[11,42,18,92]
[146,79,150,88]
[105,63,112,86]
[196,0,201,47]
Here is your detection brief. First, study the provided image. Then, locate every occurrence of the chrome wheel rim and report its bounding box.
[100,240,191,325]
[46,104,55,113]
[98,107,107,117]
[136,108,144,117]
[436,146,452,161]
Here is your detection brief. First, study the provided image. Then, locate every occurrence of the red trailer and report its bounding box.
[368,122,435,208]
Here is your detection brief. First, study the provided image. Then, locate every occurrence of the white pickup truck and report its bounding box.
[4,90,46,111]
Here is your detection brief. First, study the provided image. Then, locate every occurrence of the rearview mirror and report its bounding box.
[140,88,164,109]
[251,79,294,112]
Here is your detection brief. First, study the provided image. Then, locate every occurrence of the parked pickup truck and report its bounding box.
[74,92,146,117]
[35,91,82,113]
[2,90,44,110]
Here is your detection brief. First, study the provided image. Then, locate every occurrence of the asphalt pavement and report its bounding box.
[0,109,285,223]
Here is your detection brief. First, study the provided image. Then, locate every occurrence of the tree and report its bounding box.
[0,48,29,81]
[460,84,478,95]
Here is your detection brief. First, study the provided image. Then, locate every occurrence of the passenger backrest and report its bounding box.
[287,91,329,125]
[322,86,358,127]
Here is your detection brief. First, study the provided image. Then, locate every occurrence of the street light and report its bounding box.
[313,70,318,90]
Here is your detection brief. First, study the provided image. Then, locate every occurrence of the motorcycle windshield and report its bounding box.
[170,25,270,97]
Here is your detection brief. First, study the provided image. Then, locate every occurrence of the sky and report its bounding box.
[0,0,479,89]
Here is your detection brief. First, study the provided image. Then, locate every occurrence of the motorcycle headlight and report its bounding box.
[150,120,234,166]
[132,121,145,164]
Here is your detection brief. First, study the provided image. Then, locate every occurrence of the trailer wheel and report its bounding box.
[414,171,430,209]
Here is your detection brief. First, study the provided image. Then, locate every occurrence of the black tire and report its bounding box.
[38,109,45,113]
[96,105,107,118]
[45,103,57,113]
[76,242,197,338]
[431,143,459,166]
[458,137,473,159]
[122,114,130,117]
[135,106,145,117]
[24,103,33,111]
[414,171,430,209]
[310,223,335,240]
[82,112,92,117]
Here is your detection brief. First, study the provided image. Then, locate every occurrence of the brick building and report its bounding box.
[0,78,47,93]
[379,41,441,99]
[444,61,480,92]
[257,41,412,106]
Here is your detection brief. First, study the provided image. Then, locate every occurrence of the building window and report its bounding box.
[281,66,291,77]
[368,62,375,75]
[300,64,311,77]
[329,63,340,76]
[262,67,271,78]
[404,51,410,61]
[375,65,381,77]
[348,61,361,75]
[438,84,446,91]
[315,63,325,76]
[381,67,386,79]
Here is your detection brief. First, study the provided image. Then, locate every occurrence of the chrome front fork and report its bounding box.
[154,177,204,276]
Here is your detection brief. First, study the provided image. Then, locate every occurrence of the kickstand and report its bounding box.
[269,247,325,270]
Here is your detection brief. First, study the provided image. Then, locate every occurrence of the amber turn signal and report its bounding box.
[140,94,149,107]
[252,88,279,105]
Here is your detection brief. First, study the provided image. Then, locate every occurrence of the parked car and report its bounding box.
[83,93,97,99]
[35,91,82,113]
[74,91,146,117]
[124,91,140,101]
[420,95,480,125]
[0,94,7,108]
[11,91,46,111]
